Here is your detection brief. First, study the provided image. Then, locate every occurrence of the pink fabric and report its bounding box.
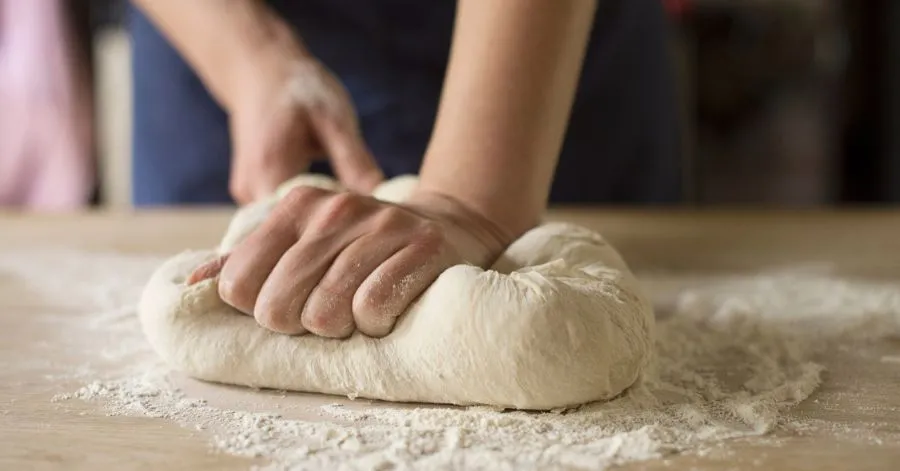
[0,0,94,210]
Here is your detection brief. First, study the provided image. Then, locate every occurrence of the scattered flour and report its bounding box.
[3,250,900,470]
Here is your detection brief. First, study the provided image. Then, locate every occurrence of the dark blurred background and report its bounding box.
[4,0,900,208]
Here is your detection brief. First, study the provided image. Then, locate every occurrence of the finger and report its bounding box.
[311,113,383,194]
[230,111,318,204]
[251,239,335,335]
[257,130,318,198]
[217,187,324,314]
[186,254,230,285]
[232,156,312,205]
[301,232,407,338]
[218,223,296,316]
[253,192,371,335]
[259,158,314,201]
[353,226,455,337]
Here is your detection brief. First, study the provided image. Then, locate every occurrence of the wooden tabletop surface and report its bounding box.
[1,209,899,470]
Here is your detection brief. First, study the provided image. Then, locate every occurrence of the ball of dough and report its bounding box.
[140,175,655,410]
[371,174,418,203]
[275,173,343,197]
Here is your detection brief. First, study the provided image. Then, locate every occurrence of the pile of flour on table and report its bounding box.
[2,250,898,470]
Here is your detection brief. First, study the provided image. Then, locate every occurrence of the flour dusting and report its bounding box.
[3,250,900,470]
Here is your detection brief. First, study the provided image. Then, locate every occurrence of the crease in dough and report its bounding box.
[139,175,655,410]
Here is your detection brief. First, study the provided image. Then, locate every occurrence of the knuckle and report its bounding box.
[352,294,397,338]
[353,280,392,317]
[217,271,252,312]
[252,302,276,327]
[280,185,327,210]
[254,300,304,335]
[314,277,351,302]
[301,310,330,331]
[408,222,446,257]
[371,206,408,232]
[256,312,295,334]
[352,297,380,320]
[415,222,445,245]
[326,191,365,216]
[302,308,354,338]
[311,192,367,230]
[303,281,357,337]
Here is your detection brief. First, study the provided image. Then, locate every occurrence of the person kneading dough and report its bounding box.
[144,0,603,337]
[135,0,662,409]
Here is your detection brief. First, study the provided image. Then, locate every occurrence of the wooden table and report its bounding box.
[2,209,899,470]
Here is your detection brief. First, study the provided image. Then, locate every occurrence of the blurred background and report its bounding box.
[2,0,899,210]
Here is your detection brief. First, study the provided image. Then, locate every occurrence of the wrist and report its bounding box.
[218,9,311,112]
[406,189,514,264]
[407,184,536,249]
[416,166,544,241]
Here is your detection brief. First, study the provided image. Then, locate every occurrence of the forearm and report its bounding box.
[419,0,597,238]
[131,0,305,111]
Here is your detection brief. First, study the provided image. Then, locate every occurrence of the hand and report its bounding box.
[186,186,512,338]
[228,55,383,204]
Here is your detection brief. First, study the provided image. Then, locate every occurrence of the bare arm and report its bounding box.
[131,0,384,198]
[179,1,600,336]
[419,0,598,238]
[134,0,596,236]
[130,0,305,111]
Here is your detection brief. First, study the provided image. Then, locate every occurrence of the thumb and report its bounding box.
[230,115,315,204]
[311,114,383,193]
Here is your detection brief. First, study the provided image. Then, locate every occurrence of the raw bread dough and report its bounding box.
[139,175,655,410]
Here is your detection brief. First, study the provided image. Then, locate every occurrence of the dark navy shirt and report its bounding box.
[129,0,681,205]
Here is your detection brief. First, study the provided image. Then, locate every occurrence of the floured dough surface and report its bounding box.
[139,175,654,410]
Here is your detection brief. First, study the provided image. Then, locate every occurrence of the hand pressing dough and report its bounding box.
[139,175,655,410]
